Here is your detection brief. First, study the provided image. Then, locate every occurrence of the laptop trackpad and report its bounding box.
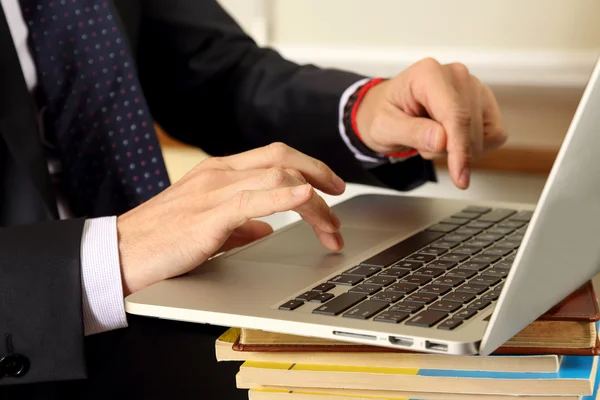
[226,223,396,269]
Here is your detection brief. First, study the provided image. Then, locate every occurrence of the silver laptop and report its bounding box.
[125,56,600,356]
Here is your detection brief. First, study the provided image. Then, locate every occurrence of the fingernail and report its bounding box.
[332,175,346,193]
[460,167,471,188]
[333,232,344,251]
[292,184,311,197]
[427,128,441,151]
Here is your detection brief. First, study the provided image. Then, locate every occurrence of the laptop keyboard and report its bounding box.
[278,206,533,331]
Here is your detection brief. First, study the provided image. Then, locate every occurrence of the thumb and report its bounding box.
[380,108,447,154]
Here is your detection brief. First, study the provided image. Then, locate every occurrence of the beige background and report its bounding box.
[269,0,600,50]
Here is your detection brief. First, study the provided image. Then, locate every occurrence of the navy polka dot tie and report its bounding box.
[19,0,170,218]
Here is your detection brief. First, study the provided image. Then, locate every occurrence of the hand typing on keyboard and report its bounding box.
[116,143,346,295]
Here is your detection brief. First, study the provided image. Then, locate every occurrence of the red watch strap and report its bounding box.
[350,78,418,159]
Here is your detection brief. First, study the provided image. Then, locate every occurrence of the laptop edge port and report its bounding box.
[388,336,414,347]
[425,340,448,352]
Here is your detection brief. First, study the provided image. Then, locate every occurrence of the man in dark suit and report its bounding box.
[0,0,506,398]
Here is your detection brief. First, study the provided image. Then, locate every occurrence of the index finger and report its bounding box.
[406,60,473,188]
[215,142,346,195]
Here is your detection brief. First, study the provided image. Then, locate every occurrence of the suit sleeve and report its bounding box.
[0,219,87,385]
[136,0,436,190]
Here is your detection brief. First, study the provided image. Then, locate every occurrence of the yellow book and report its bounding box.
[235,356,598,396]
[247,387,583,400]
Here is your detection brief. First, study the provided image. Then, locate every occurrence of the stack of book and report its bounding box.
[215,282,600,399]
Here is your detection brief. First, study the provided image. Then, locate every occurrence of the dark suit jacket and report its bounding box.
[0,0,435,396]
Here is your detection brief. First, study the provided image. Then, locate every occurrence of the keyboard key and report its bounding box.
[400,275,432,286]
[466,239,493,248]
[406,254,436,263]
[406,310,448,327]
[343,265,381,277]
[427,223,458,233]
[461,261,489,271]
[349,284,382,295]
[371,291,403,303]
[481,292,500,301]
[429,301,462,313]
[434,276,465,287]
[447,269,477,279]
[482,248,513,257]
[452,246,481,256]
[454,308,478,320]
[390,301,423,313]
[310,293,335,303]
[296,291,318,302]
[431,240,459,249]
[453,211,480,219]
[313,293,367,316]
[487,227,514,235]
[478,209,516,222]
[495,241,520,250]
[456,227,483,236]
[360,230,444,267]
[495,261,512,270]
[418,247,448,256]
[365,276,396,286]
[388,282,419,294]
[443,234,471,242]
[472,255,501,264]
[498,220,526,229]
[343,300,389,320]
[440,253,469,263]
[438,318,463,330]
[312,283,335,292]
[441,217,470,225]
[414,268,444,278]
[405,292,438,304]
[456,283,488,295]
[462,206,491,214]
[454,211,483,219]
[504,255,516,262]
[392,261,423,271]
[466,221,493,229]
[328,275,363,286]
[377,269,409,279]
[476,233,503,242]
[482,268,508,279]
[511,210,534,222]
[428,260,457,270]
[279,299,304,311]
[470,276,500,287]
[468,299,492,311]
[420,284,452,296]
[508,233,524,242]
[444,292,476,304]
[374,311,410,324]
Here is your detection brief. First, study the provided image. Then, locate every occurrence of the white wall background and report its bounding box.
[218,0,600,150]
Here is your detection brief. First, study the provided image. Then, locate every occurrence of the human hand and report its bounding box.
[355,58,507,189]
[117,143,346,295]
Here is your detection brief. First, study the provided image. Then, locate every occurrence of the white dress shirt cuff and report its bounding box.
[338,78,388,165]
[80,216,128,336]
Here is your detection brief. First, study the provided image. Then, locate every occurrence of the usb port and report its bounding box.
[425,341,448,352]
[389,336,414,347]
